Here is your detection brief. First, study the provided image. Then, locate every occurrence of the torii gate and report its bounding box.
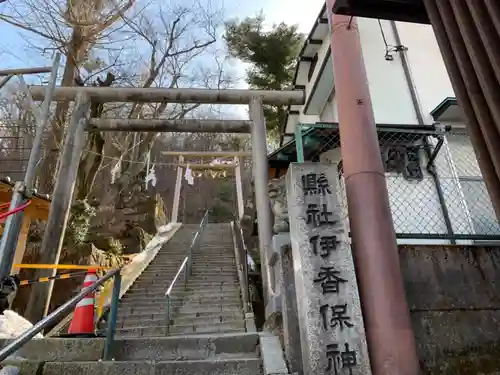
[161,151,251,223]
[0,84,303,323]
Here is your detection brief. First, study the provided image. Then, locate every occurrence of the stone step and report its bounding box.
[186,280,240,285]
[127,288,240,298]
[112,333,258,361]
[115,321,246,337]
[190,266,238,271]
[148,257,189,262]
[118,302,242,315]
[150,259,235,265]
[140,270,237,277]
[127,280,240,288]
[189,273,238,278]
[116,310,242,323]
[0,338,103,362]
[117,314,243,328]
[180,295,242,304]
[187,278,238,283]
[118,297,242,307]
[173,312,244,324]
[148,260,189,264]
[194,250,234,254]
[150,260,236,266]
[119,295,241,305]
[127,282,238,291]
[194,247,233,251]
[127,280,172,286]
[21,359,261,375]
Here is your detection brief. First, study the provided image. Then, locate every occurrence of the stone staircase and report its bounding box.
[1,222,291,374]
[116,222,246,337]
[2,334,263,374]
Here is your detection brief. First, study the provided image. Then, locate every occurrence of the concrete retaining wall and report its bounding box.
[400,245,500,375]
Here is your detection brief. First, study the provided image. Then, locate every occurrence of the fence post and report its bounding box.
[104,272,121,361]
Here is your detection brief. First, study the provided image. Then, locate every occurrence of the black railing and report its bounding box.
[164,210,209,335]
[0,268,122,362]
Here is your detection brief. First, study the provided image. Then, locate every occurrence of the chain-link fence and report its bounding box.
[0,115,35,183]
[295,124,500,241]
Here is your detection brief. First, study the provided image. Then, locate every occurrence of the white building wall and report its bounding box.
[357,19,419,125]
[290,13,500,242]
[356,19,458,126]
[395,22,456,125]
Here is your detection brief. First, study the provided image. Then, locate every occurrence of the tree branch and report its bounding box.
[0,14,66,43]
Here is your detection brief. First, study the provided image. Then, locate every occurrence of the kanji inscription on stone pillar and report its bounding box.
[286,163,371,375]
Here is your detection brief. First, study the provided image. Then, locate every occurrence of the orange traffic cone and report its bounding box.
[68,269,98,335]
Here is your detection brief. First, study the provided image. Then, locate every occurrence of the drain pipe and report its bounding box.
[326,4,420,374]
[390,20,455,244]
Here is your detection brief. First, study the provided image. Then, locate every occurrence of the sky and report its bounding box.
[226,0,324,89]
[0,0,325,70]
[0,0,325,119]
[226,0,324,31]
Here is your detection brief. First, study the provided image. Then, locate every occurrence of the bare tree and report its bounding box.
[0,0,230,203]
[94,2,225,206]
[0,0,137,191]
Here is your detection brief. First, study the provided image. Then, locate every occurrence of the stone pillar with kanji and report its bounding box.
[286,163,371,375]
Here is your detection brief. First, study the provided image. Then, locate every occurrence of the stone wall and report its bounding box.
[400,245,500,375]
[265,242,500,375]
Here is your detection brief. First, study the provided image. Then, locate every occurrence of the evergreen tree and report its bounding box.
[224,12,304,138]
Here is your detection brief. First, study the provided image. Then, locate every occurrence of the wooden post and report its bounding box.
[171,156,184,223]
[25,93,91,323]
[234,156,245,220]
[10,215,32,275]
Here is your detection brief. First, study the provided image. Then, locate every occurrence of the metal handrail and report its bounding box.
[164,210,209,335]
[0,268,121,362]
[231,218,252,314]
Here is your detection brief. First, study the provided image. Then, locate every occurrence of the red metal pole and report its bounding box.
[325,3,421,374]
